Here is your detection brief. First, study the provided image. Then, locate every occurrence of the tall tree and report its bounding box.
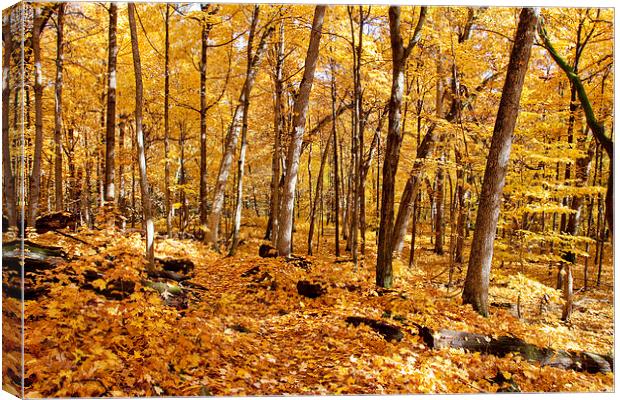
[2,10,17,228]
[265,16,285,244]
[27,4,55,226]
[53,3,65,211]
[198,4,219,224]
[376,6,427,288]
[276,5,327,257]
[103,2,118,204]
[163,3,172,236]
[128,2,155,271]
[462,7,538,316]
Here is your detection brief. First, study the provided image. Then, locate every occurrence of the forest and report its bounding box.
[1,1,615,397]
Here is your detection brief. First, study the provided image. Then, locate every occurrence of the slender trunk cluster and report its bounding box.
[276,5,327,257]
[208,7,274,249]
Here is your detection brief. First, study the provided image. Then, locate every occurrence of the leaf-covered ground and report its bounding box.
[3,223,614,397]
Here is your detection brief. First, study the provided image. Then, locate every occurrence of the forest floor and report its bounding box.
[2,220,614,397]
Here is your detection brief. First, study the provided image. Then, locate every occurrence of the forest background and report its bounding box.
[0,0,617,397]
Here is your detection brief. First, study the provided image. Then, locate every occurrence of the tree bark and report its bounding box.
[462,7,538,316]
[376,6,427,288]
[276,5,327,257]
[128,2,155,271]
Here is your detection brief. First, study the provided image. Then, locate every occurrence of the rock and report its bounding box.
[259,244,277,258]
[296,280,326,298]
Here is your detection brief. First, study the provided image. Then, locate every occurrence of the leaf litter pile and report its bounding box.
[3,225,613,397]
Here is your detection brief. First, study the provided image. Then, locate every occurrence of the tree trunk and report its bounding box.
[103,2,118,204]
[376,6,427,288]
[128,3,155,271]
[462,7,538,316]
[207,11,273,249]
[28,6,53,226]
[308,133,332,255]
[408,193,421,268]
[163,3,172,236]
[266,18,284,244]
[199,5,216,224]
[177,121,188,234]
[53,3,65,211]
[230,6,269,255]
[276,5,327,257]
[117,120,126,221]
[434,158,445,255]
[330,59,340,257]
[392,124,437,256]
[454,150,468,264]
[2,11,17,228]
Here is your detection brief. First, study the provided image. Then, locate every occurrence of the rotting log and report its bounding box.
[345,316,404,342]
[419,327,613,374]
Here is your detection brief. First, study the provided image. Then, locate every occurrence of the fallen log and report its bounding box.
[345,316,404,342]
[420,328,613,374]
[297,280,326,298]
[2,240,66,272]
[35,211,77,233]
